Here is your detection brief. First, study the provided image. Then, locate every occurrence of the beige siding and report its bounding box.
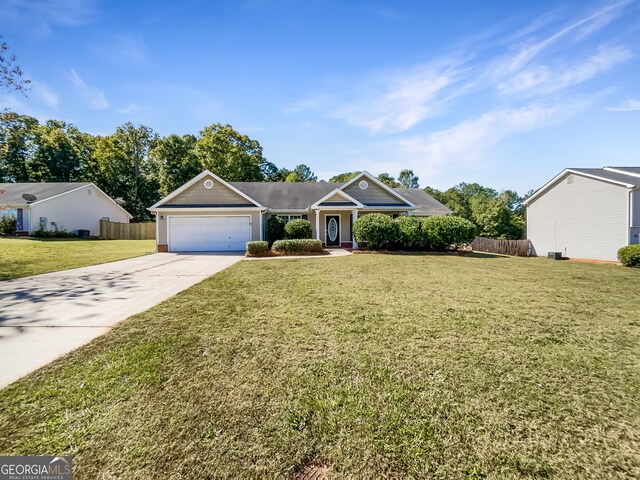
[343,181,404,205]
[632,190,640,227]
[157,210,262,245]
[325,192,350,202]
[527,173,629,261]
[166,176,253,206]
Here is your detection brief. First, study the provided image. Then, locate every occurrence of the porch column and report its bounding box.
[315,210,321,241]
[352,209,358,249]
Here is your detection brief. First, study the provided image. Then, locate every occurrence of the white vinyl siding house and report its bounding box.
[525,167,640,261]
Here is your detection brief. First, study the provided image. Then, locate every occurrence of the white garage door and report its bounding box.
[168,216,251,252]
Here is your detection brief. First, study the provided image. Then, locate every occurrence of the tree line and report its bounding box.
[0,112,319,221]
[1,111,530,238]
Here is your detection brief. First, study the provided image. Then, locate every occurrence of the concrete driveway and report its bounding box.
[0,253,242,388]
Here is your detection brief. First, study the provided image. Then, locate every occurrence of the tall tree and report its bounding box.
[0,112,38,182]
[398,169,420,188]
[150,134,200,196]
[377,173,400,188]
[329,171,359,183]
[285,164,317,182]
[0,35,30,93]
[195,124,265,181]
[261,161,290,181]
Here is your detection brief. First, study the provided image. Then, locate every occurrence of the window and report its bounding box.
[274,214,308,223]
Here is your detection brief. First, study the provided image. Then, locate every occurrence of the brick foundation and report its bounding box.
[157,244,168,252]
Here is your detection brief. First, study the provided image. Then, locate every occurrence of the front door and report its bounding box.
[325,215,340,247]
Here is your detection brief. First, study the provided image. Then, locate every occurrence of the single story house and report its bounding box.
[0,182,132,236]
[149,170,451,252]
[524,167,640,261]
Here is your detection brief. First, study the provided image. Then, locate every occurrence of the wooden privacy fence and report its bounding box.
[100,220,155,240]
[472,237,533,257]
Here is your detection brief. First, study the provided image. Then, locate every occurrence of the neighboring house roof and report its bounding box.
[524,166,640,205]
[0,181,133,219]
[0,182,92,205]
[395,188,452,215]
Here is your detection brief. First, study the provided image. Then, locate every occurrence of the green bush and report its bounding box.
[272,239,323,253]
[395,216,425,249]
[0,216,17,236]
[284,218,312,239]
[353,213,400,250]
[421,215,476,251]
[265,216,286,246]
[246,241,269,256]
[33,228,77,238]
[617,245,640,267]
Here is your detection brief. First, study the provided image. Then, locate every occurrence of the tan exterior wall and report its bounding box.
[343,181,404,205]
[156,210,262,246]
[325,192,349,202]
[166,176,253,206]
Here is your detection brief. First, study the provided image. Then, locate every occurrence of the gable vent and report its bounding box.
[566,175,574,184]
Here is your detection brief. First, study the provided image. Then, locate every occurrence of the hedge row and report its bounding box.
[618,245,640,267]
[353,213,476,251]
[246,239,323,256]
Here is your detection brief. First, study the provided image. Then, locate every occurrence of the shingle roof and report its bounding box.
[604,166,640,177]
[570,168,640,186]
[0,182,92,205]
[394,188,452,216]
[230,181,450,214]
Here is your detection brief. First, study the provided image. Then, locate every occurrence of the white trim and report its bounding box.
[266,208,310,214]
[339,171,416,208]
[29,183,133,219]
[167,214,252,252]
[149,170,264,209]
[604,167,640,178]
[151,207,264,213]
[311,188,364,209]
[155,212,159,244]
[315,210,320,240]
[324,213,341,246]
[259,212,263,241]
[524,169,634,205]
[352,209,358,249]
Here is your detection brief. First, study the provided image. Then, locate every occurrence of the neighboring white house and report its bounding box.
[524,167,640,261]
[0,182,132,236]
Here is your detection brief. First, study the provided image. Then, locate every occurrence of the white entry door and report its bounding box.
[168,216,251,252]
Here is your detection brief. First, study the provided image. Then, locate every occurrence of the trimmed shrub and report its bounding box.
[0,216,17,236]
[395,215,425,249]
[246,241,269,256]
[265,216,286,246]
[618,245,640,267]
[272,239,323,253]
[421,215,476,251]
[353,213,400,250]
[284,218,312,239]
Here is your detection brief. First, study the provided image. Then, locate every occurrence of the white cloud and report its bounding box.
[607,98,640,111]
[0,0,100,35]
[498,45,633,96]
[31,81,59,108]
[370,100,592,183]
[68,69,109,109]
[91,34,149,65]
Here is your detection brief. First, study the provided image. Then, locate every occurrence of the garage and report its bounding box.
[168,216,251,252]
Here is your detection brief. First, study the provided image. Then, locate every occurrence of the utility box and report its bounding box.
[548,251,563,260]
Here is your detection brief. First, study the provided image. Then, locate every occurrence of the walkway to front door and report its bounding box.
[325,215,340,247]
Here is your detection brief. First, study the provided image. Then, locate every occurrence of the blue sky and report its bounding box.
[1,0,639,193]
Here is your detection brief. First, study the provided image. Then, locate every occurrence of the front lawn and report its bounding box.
[0,238,156,280]
[0,254,638,478]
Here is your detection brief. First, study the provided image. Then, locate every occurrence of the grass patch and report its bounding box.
[0,238,156,280]
[0,254,639,478]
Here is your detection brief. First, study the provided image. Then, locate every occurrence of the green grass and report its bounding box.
[0,254,639,478]
[0,238,156,280]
